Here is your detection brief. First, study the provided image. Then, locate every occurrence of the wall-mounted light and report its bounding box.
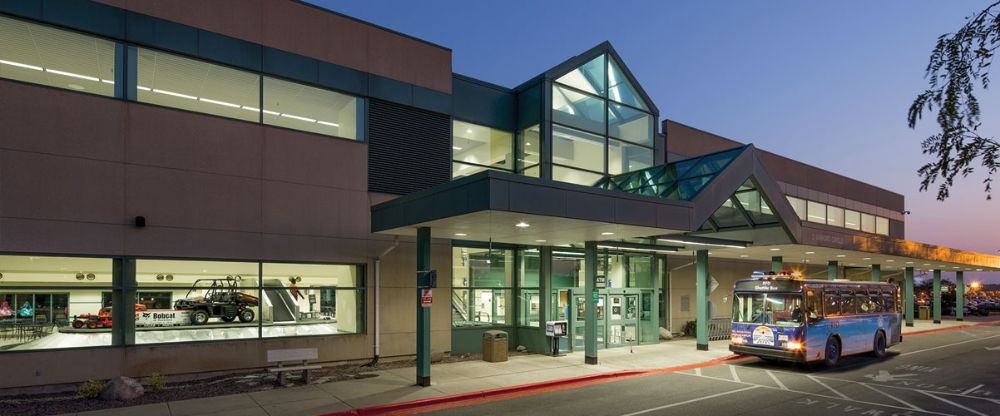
[75,273,85,281]
[165,274,173,281]
[156,274,165,281]
[86,273,96,281]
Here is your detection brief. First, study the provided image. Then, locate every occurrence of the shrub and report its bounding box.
[682,320,697,336]
[146,372,166,393]
[78,379,106,399]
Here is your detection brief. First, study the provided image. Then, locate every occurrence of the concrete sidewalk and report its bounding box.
[61,318,988,416]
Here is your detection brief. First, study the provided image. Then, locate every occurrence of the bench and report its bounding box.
[267,348,322,384]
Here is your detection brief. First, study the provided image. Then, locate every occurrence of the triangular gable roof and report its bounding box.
[687,145,802,242]
[543,41,659,115]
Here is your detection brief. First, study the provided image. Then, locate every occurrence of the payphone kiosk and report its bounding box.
[545,320,568,356]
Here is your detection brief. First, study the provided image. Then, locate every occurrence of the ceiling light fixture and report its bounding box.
[804,251,815,255]
[535,239,547,243]
[454,233,467,237]
[601,232,615,236]
[452,146,463,150]
[515,222,530,228]
[836,254,846,258]
[657,238,745,249]
[769,248,781,251]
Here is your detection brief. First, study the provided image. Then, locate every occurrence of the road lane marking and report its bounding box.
[808,375,850,400]
[674,372,952,416]
[766,370,788,390]
[901,334,1000,356]
[728,365,742,383]
[917,391,989,416]
[619,386,759,416]
[960,384,984,395]
[859,382,924,411]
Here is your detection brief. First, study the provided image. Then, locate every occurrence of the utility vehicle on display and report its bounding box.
[72,304,147,329]
[173,277,259,325]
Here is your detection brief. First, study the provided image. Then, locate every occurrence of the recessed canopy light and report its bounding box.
[804,251,815,255]
[769,248,781,251]
[953,266,960,269]
[862,257,871,260]
[515,222,530,228]
[601,232,615,236]
[905,261,913,264]
[739,254,749,258]
[453,146,463,150]
[466,129,473,134]
[887,259,895,262]
[977,268,984,271]
[535,239,547,243]
[454,233,467,237]
[836,254,846,258]
[923,263,930,266]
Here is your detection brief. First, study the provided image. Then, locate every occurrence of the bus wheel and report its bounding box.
[823,337,841,367]
[871,331,887,358]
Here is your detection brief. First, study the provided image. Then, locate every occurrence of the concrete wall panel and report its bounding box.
[262,128,366,191]
[0,80,124,162]
[126,104,264,178]
[0,151,124,224]
[124,226,260,260]
[126,165,262,233]
[0,218,124,255]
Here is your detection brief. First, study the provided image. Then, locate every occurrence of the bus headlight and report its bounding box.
[731,335,747,345]
[785,341,803,351]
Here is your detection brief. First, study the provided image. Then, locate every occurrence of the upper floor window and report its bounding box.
[263,76,361,140]
[452,120,514,178]
[551,53,654,185]
[137,48,260,122]
[0,15,116,97]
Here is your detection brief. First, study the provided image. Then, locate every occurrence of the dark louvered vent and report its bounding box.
[368,99,451,195]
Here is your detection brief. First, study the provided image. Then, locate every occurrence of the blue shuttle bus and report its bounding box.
[729,272,902,366]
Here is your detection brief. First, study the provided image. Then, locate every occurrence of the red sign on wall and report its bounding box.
[420,288,433,308]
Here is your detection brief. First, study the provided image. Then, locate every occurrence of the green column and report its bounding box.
[696,250,709,351]
[416,227,431,386]
[584,241,598,364]
[904,267,914,327]
[932,269,942,324]
[540,246,553,354]
[771,256,782,273]
[827,260,838,280]
[871,264,881,282]
[956,271,965,322]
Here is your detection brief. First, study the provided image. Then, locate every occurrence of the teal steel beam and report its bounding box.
[584,241,598,364]
[904,267,914,327]
[416,227,431,386]
[696,250,709,351]
[932,269,942,324]
[871,264,881,282]
[771,256,782,273]
[956,271,965,322]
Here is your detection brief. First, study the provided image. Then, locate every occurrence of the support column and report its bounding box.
[956,271,965,322]
[539,246,553,354]
[771,256,782,273]
[416,227,431,386]
[904,267,914,327]
[827,260,838,281]
[871,264,881,282]
[584,241,598,364]
[696,250,709,351]
[932,269,942,324]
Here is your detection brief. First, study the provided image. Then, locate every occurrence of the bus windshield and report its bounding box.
[733,293,804,326]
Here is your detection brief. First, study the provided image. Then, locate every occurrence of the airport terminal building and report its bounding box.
[0,0,998,389]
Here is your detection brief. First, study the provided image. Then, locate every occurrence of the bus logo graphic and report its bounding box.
[752,325,774,345]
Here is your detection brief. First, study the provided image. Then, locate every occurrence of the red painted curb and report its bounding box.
[903,320,999,337]
[322,354,741,416]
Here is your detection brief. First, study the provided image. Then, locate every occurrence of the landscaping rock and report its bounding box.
[100,376,145,401]
[516,345,528,352]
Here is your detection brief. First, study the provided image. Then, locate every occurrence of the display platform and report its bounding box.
[5,321,345,351]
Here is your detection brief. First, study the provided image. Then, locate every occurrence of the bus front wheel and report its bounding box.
[823,337,841,367]
[870,331,887,359]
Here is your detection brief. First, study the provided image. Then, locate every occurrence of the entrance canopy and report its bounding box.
[372,147,1000,272]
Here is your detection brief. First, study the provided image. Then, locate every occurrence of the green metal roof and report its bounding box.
[594,146,746,201]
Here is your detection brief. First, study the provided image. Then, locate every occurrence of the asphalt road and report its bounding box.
[423,325,1000,416]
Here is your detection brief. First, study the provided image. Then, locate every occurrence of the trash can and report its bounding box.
[482,330,508,362]
[918,305,931,320]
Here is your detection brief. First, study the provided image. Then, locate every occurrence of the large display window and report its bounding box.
[134,259,261,345]
[0,255,113,351]
[260,262,363,338]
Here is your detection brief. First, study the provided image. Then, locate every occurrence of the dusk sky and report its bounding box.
[312,0,1000,283]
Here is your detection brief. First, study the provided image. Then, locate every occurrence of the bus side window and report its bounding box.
[884,291,896,313]
[858,290,872,313]
[805,289,822,321]
[839,290,855,315]
[825,291,841,317]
